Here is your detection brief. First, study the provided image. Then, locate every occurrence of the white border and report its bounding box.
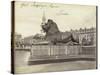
[0,0,99,75]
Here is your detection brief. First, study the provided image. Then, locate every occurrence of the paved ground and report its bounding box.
[14,50,97,74]
[15,61,96,74]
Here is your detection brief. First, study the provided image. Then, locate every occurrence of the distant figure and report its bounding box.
[41,19,79,45]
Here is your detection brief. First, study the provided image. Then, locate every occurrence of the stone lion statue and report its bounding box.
[41,19,79,45]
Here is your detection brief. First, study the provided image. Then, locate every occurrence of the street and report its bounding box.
[14,50,96,74]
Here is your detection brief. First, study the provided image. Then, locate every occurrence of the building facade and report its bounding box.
[15,33,22,48]
[22,33,45,46]
[70,27,96,46]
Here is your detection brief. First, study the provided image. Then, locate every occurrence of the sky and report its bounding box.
[15,1,96,37]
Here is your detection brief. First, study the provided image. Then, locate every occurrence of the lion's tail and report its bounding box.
[71,32,79,44]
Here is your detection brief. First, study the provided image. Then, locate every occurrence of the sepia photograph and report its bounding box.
[12,1,97,74]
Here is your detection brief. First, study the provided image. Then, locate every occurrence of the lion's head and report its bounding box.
[41,19,59,35]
